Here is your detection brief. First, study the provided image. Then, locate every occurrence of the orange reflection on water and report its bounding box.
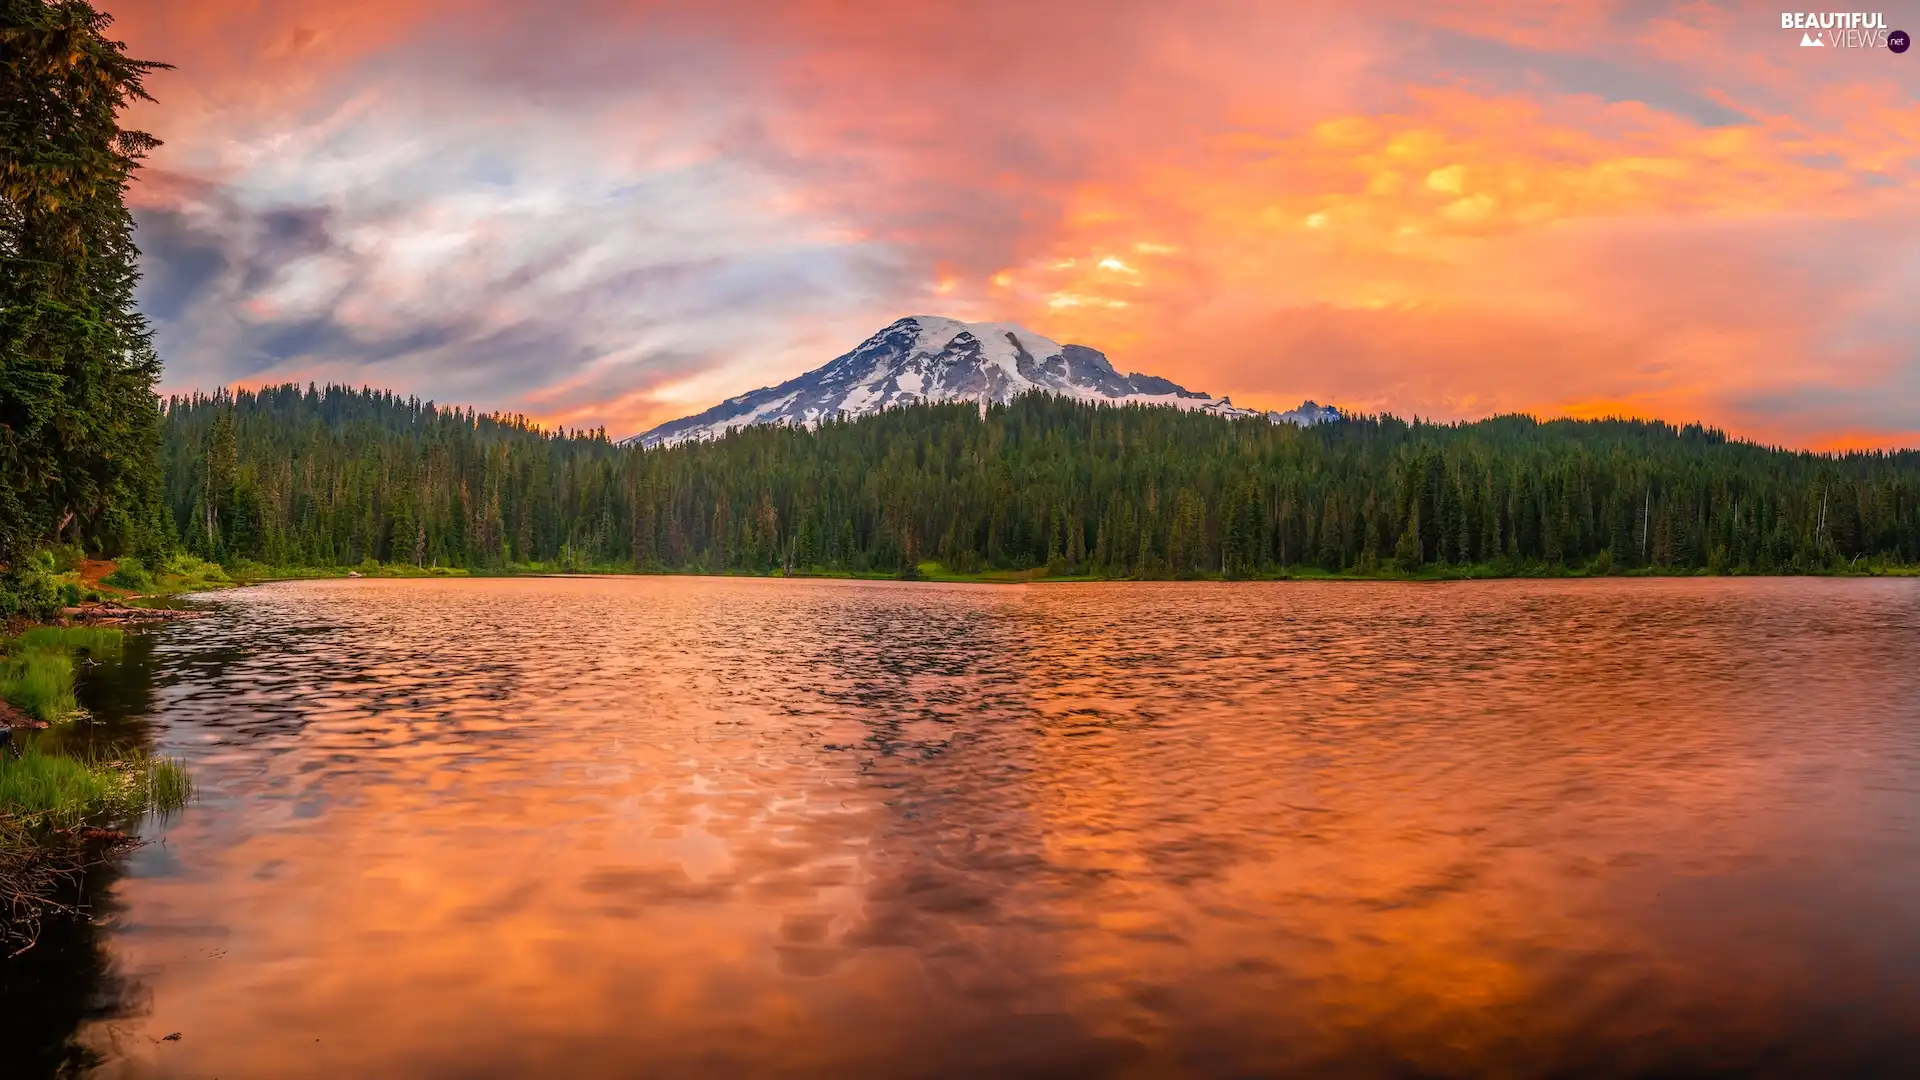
[75,576,1920,1077]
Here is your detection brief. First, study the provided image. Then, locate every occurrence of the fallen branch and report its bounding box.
[0,818,140,956]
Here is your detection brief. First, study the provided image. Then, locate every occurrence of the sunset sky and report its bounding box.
[110,1,1920,448]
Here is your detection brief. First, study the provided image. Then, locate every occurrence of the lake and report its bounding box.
[17,576,1920,1077]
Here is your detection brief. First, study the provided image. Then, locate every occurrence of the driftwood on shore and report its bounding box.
[59,601,206,626]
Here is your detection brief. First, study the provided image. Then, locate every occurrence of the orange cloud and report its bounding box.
[109,0,1920,446]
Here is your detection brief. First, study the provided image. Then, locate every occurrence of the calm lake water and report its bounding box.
[17,576,1920,1077]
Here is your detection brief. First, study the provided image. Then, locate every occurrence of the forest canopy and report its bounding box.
[159,384,1920,578]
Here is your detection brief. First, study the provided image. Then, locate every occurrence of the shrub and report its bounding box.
[44,544,84,573]
[0,555,62,622]
[102,556,155,592]
[222,558,272,582]
[160,553,230,588]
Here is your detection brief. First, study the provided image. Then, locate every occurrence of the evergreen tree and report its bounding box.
[0,0,167,558]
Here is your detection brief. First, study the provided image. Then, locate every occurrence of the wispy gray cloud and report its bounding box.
[114,0,1920,447]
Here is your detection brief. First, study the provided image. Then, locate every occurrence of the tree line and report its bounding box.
[159,384,1920,577]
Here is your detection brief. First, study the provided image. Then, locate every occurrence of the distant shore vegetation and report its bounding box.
[147,385,1920,582]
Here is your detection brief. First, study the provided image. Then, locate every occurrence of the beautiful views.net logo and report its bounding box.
[1781,11,1910,50]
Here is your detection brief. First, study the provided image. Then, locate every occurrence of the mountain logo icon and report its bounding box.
[1800,31,1824,46]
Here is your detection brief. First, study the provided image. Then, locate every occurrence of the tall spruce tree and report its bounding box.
[0,0,167,559]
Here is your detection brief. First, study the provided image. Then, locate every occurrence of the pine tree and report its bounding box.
[1,0,168,558]
[1315,493,1342,571]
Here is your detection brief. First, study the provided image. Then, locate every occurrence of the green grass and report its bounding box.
[911,561,1055,583]
[218,559,466,585]
[12,626,124,656]
[146,756,194,810]
[1,627,123,723]
[1,649,74,723]
[0,749,125,826]
[120,554,1920,594]
[0,746,192,828]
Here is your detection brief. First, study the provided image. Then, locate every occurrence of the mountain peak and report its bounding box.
[881,315,1062,370]
[629,316,1335,447]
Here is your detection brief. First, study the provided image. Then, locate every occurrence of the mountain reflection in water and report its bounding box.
[26,577,1920,1078]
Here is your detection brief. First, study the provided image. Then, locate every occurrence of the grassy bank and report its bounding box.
[0,748,190,830]
[94,556,467,597]
[1,628,124,723]
[1,625,192,952]
[504,556,1920,584]
[899,559,1920,584]
[223,559,468,585]
[3,548,234,614]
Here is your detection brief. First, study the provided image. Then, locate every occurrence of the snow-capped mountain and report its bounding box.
[629,316,1337,448]
[1269,401,1340,426]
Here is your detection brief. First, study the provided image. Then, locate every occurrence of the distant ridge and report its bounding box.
[628,316,1338,447]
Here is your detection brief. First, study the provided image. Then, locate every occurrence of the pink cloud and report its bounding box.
[111,0,1920,446]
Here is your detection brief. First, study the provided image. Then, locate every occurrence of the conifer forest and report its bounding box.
[157,385,1920,578]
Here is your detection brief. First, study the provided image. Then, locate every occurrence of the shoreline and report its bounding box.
[188,560,1920,592]
[0,625,193,954]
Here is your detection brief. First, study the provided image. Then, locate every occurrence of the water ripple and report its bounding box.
[70,576,1920,1078]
